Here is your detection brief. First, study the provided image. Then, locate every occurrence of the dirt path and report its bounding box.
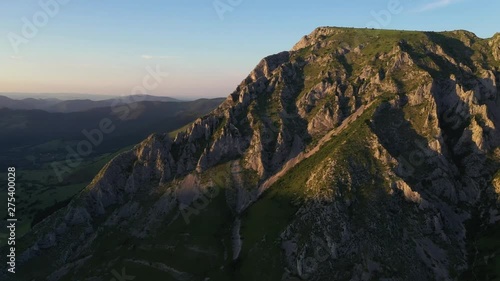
[230,161,244,260]
[230,161,246,213]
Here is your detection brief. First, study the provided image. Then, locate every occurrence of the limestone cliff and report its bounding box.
[9,27,500,281]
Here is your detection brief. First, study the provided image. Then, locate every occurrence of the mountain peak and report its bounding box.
[10,27,500,281]
[291,26,347,51]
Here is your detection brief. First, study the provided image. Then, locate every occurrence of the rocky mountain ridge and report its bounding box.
[9,27,500,281]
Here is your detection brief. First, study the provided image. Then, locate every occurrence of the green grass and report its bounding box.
[50,163,236,281]
[28,139,66,152]
[236,102,379,280]
[167,122,193,139]
[403,101,438,138]
[0,145,134,245]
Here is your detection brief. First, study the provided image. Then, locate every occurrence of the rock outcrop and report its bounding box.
[10,27,500,281]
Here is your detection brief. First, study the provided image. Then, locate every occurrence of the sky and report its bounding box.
[0,0,499,99]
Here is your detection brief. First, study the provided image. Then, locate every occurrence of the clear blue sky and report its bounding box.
[0,0,498,98]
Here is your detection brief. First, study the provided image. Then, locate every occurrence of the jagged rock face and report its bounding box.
[490,33,500,61]
[291,27,345,52]
[10,27,500,281]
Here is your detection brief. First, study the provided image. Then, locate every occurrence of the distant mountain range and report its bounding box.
[0,93,123,101]
[0,98,225,168]
[0,94,183,113]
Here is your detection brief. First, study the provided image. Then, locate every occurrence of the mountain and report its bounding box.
[0,95,62,111]
[8,27,500,281]
[0,93,179,101]
[0,98,224,168]
[44,95,181,113]
[0,98,224,248]
[0,93,121,100]
[0,94,180,113]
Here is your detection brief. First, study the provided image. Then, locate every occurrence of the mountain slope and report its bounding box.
[9,27,500,281]
[0,98,224,242]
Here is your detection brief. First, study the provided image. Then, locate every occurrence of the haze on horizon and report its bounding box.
[0,0,498,99]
